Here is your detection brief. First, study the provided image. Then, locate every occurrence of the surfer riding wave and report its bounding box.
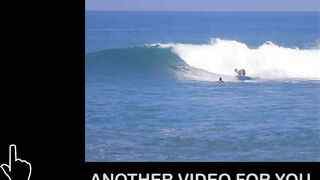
[235,68,246,77]
[234,68,252,80]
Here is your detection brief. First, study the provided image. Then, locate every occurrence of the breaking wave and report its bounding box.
[86,39,320,82]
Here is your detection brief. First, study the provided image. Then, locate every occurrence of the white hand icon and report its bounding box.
[1,144,32,180]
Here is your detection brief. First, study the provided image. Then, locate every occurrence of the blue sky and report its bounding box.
[86,0,320,11]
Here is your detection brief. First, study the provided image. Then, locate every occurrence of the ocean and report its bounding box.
[85,11,320,161]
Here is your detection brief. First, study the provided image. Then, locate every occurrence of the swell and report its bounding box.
[86,47,215,82]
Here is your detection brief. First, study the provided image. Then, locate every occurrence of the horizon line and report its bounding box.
[85,10,320,12]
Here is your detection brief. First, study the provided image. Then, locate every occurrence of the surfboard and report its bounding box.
[236,75,252,80]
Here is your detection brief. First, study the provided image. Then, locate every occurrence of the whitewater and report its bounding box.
[153,38,320,80]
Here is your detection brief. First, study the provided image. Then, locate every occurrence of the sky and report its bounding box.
[86,0,320,11]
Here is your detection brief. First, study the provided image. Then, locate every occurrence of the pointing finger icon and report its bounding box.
[9,145,17,172]
[1,144,32,180]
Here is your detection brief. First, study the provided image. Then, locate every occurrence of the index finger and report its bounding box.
[9,145,17,170]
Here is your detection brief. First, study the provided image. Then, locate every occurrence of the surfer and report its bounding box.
[234,68,252,80]
[217,77,224,83]
[235,68,246,76]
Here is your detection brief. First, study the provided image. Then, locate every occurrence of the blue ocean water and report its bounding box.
[86,11,320,161]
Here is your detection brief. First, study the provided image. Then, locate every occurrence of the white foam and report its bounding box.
[155,39,320,80]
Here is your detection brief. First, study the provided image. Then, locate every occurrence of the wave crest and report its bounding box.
[153,38,320,80]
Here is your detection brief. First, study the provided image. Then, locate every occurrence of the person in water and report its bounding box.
[235,68,246,76]
[217,77,224,83]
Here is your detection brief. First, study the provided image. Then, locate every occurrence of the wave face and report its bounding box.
[86,47,216,82]
[154,39,320,80]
